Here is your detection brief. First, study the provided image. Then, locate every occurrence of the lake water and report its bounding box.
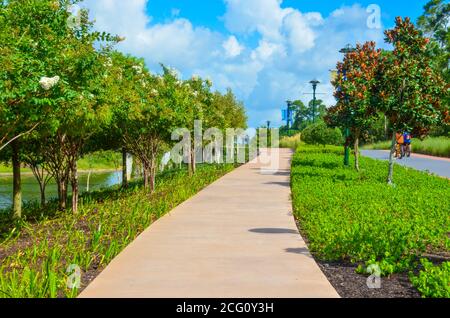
[0,171,122,210]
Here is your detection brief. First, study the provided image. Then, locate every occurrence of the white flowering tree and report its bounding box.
[0,0,75,218]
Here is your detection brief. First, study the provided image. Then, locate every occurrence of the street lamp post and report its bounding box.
[309,80,320,123]
[286,100,293,134]
[339,44,356,167]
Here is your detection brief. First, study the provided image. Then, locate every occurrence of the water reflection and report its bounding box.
[0,171,122,210]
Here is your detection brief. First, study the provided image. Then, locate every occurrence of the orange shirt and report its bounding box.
[396,133,404,144]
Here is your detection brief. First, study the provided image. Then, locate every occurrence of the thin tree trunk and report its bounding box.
[143,164,149,189]
[39,183,46,207]
[190,146,196,175]
[122,147,128,188]
[354,130,360,172]
[387,132,397,185]
[57,177,68,211]
[12,140,21,219]
[71,160,79,213]
[86,170,92,192]
[150,158,156,193]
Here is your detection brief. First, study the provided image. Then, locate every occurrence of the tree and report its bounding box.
[0,0,76,217]
[301,121,343,146]
[327,42,382,171]
[381,17,448,184]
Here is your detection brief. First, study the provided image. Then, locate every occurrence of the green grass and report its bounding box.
[291,145,450,297]
[0,150,121,174]
[0,164,235,298]
[280,134,304,149]
[363,137,450,158]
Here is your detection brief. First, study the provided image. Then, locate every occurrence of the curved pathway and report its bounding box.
[362,150,450,178]
[80,149,338,298]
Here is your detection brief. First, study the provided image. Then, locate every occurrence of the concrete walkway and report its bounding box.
[362,150,450,179]
[80,149,339,298]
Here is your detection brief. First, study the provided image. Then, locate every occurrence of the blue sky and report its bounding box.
[83,0,428,128]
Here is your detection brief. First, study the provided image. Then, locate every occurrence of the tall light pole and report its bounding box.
[309,80,320,123]
[286,100,293,130]
[339,44,356,167]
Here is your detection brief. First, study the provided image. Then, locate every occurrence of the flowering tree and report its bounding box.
[381,17,448,184]
[327,41,382,171]
[0,0,76,217]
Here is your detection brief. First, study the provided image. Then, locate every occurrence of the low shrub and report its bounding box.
[301,122,344,146]
[410,260,450,298]
[291,146,450,296]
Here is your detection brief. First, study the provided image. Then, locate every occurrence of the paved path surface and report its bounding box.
[362,150,450,178]
[80,149,339,298]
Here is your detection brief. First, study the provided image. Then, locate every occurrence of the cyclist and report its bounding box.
[403,132,412,158]
[395,132,405,159]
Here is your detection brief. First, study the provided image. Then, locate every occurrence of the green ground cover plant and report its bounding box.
[410,259,450,298]
[291,145,449,297]
[0,164,234,298]
[363,137,450,158]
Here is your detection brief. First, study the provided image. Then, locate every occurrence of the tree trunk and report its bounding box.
[86,170,92,192]
[150,158,156,193]
[11,140,21,219]
[71,160,79,213]
[56,177,68,211]
[354,130,360,172]
[387,132,397,185]
[39,183,46,207]
[190,146,196,175]
[143,164,149,189]
[122,147,128,188]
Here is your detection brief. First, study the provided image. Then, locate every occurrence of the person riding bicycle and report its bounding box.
[395,132,405,159]
[403,132,412,158]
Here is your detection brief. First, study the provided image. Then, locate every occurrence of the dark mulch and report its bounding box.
[317,261,421,298]
[294,218,422,298]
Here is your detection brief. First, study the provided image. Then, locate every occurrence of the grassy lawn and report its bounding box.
[291,145,450,298]
[363,137,450,158]
[0,164,235,298]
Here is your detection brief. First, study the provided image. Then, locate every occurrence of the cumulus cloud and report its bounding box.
[82,0,385,127]
[222,36,244,58]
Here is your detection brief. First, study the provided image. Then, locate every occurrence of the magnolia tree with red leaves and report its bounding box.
[326,41,383,171]
[381,17,448,185]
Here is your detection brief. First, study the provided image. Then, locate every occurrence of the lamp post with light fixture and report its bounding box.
[339,44,356,167]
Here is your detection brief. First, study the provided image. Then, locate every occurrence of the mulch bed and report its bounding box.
[294,218,422,298]
[317,261,421,298]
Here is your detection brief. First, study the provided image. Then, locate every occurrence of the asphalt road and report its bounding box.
[361,150,450,179]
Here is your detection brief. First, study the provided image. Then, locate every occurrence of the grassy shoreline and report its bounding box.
[291,145,450,298]
[0,150,122,174]
[0,164,235,298]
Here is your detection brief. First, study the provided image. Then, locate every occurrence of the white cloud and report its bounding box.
[82,0,385,127]
[222,36,244,58]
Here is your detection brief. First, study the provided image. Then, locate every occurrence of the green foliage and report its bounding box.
[0,164,234,298]
[291,146,450,279]
[301,122,344,146]
[417,0,450,82]
[410,259,450,298]
[293,99,327,131]
[279,134,303,150]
